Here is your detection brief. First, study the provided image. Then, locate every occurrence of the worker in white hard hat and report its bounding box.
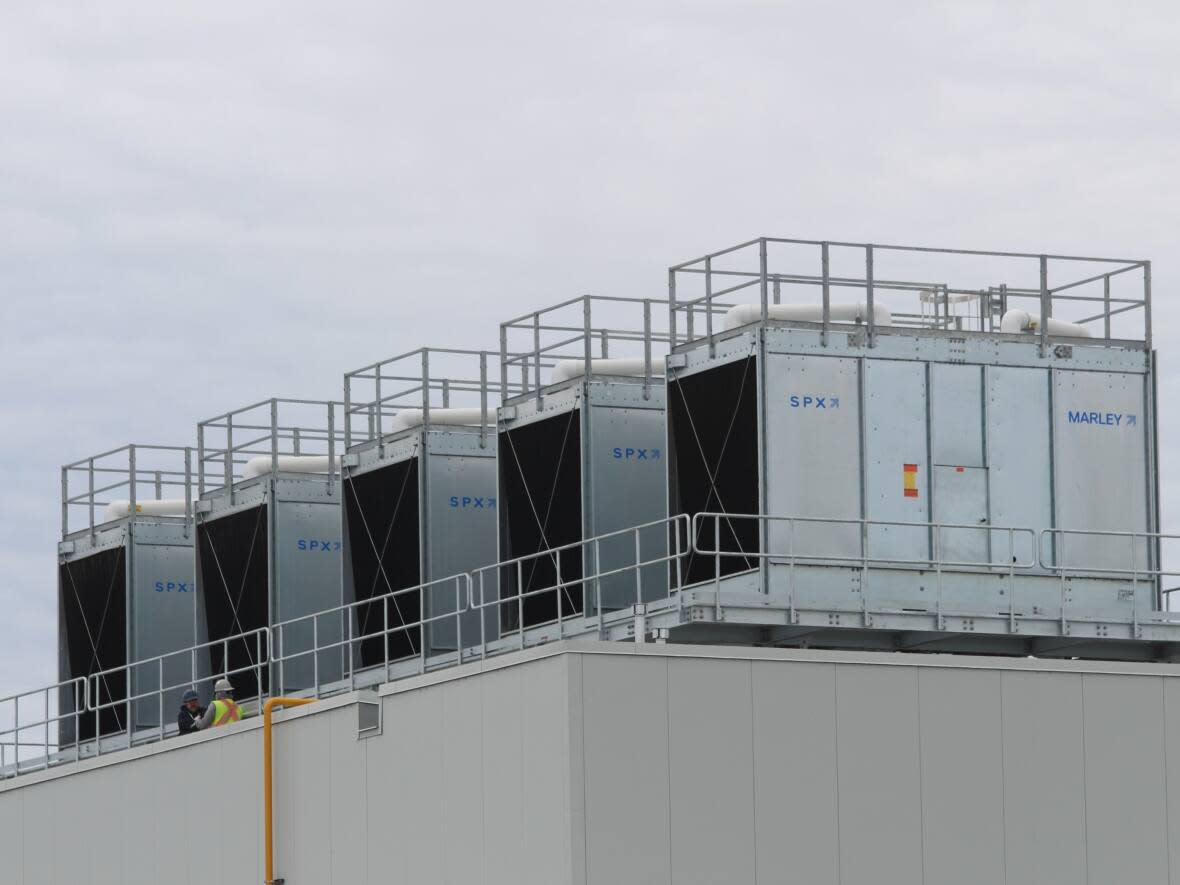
[192,678,243,730]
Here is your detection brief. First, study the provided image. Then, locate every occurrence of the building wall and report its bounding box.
[3,642,1180,885]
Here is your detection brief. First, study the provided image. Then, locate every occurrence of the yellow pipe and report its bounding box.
[263,697,315,885]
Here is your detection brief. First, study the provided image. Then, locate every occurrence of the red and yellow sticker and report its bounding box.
[903,463,919,498]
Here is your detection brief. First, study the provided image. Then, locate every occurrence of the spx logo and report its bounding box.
[450,496,497,509]
[1067,410,1137,427]
[154,580,194,593]
[788,394,841,409]
[612,447,661,461]
[296,539,342,552]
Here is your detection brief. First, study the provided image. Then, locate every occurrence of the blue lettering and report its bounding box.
[450,495,459,507]
[154,581,164,593]
[297,539,307,550]
[613,447,623,459]
[789,395,800,407]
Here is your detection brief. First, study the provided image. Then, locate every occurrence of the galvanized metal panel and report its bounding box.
[750,661,839,884]
[1081,673,1169,883]
[932,465,989,564]
[425,451,499,650]
[864,360,929,563]
[130,539,198,729]
[835,664,924,885]
[586,403,668,611]
[667,657,756,885]
[1000,670,1087,885]
[763,353,861,559]
[987,366,1052,543]
[918,668,1005,885]
[581,654,671,885]
[273,498,344,687]
[1054,370,1149,572]
[931,363,984,467]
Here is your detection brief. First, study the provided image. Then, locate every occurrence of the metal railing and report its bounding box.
[11,512,1179,782]
[0,627,269,779]
[467,515,692,648]
[271,574,472,696]
[61,443,195,538]
[343,347,520,451]
[500,294,671,404]
[668,237,1151,351]
[197,397,344,498]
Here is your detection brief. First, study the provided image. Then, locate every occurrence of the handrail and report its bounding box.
[1037,528,1176,577]
[692,513,1039,570]
[0,677,89,778]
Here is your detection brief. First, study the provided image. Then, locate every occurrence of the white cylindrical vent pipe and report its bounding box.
[389,406,491,432]
[241,454,341,480]
[551,357,665,384]
[1000,309,1091,339]
[103,499,190,521]
[723,302,893,331]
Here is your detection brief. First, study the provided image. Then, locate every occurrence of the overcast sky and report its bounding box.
[2,2,1178,700]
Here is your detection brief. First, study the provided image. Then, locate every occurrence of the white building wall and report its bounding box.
[3,642,1180,885]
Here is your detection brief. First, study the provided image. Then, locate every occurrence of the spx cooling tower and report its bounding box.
[195,398,344,696]
[496,295,671,633]
[340,348,512,668]
[666,238,1159,643]
[57,445,201,742]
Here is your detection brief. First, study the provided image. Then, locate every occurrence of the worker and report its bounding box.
[176,689,206,736]
[192,678,243,730]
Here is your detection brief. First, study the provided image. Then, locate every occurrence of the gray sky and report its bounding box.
[2,1,1179,698]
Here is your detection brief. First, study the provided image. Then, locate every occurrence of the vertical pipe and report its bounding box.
[1039,255,1050,357]
[344,370,353,451]
[225,414,235,505]
[668,268,678,350]
[375,364,383,455]
[499,324,510,398]
[773,277,781,306]
[442,378,451,409]
[643,300,652,401]
[184,447,192,539]
[1103,275,1112,340]
[705,255,715,357]
[758,239,769,322]
[292,428,301,457]
[197,423,206,497]
[821,242,831,347]
[421,350,431,431]
[327,402,336,498]
[154,470,162,502]
[533,313,543,406]
[582,296,593,385]
[1144,260,1153,350]
[479,352,489,449]
[269,400,279,474]
[128,445,137,516]
[865,245,876,348]
[263,698,315,885]
[88,457,95,539]
[599,329,609,359]
[60,466,68,537]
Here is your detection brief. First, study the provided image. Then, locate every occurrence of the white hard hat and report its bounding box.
[214,678,234,694]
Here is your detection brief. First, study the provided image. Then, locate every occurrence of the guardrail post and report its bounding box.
[821,241,831,347]
[1039,254,1050,358]
[714,517,722,621]
[866,244,876,348]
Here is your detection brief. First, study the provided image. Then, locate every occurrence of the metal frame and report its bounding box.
[197,397,343,501]
[500,294,670,402]
[668,237,1152,352]
[61,444,195,540]
[344,346,517,452]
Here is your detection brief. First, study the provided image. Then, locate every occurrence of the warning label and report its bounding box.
[903,463,919,498]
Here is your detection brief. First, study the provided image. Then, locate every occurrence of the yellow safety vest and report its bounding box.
[212,699,242,726]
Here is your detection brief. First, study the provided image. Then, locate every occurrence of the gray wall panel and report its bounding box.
[482,667,525,884]
[918,668,1005,885]
[835,664,924,885]
[405,687,447,885]
[521,657,572,885]
[750,660,839,885]
[329,709,368,885]
[0,789,21,883]
[581,654,671,885]
[219,730,262,885]
[987,367,1052,542]
[442,677,486,885]
[366,697,407,885]
[931,363,984,468]
[1166,680,1180,883]
[1082,673,1169,884]
[667,657,756,885]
